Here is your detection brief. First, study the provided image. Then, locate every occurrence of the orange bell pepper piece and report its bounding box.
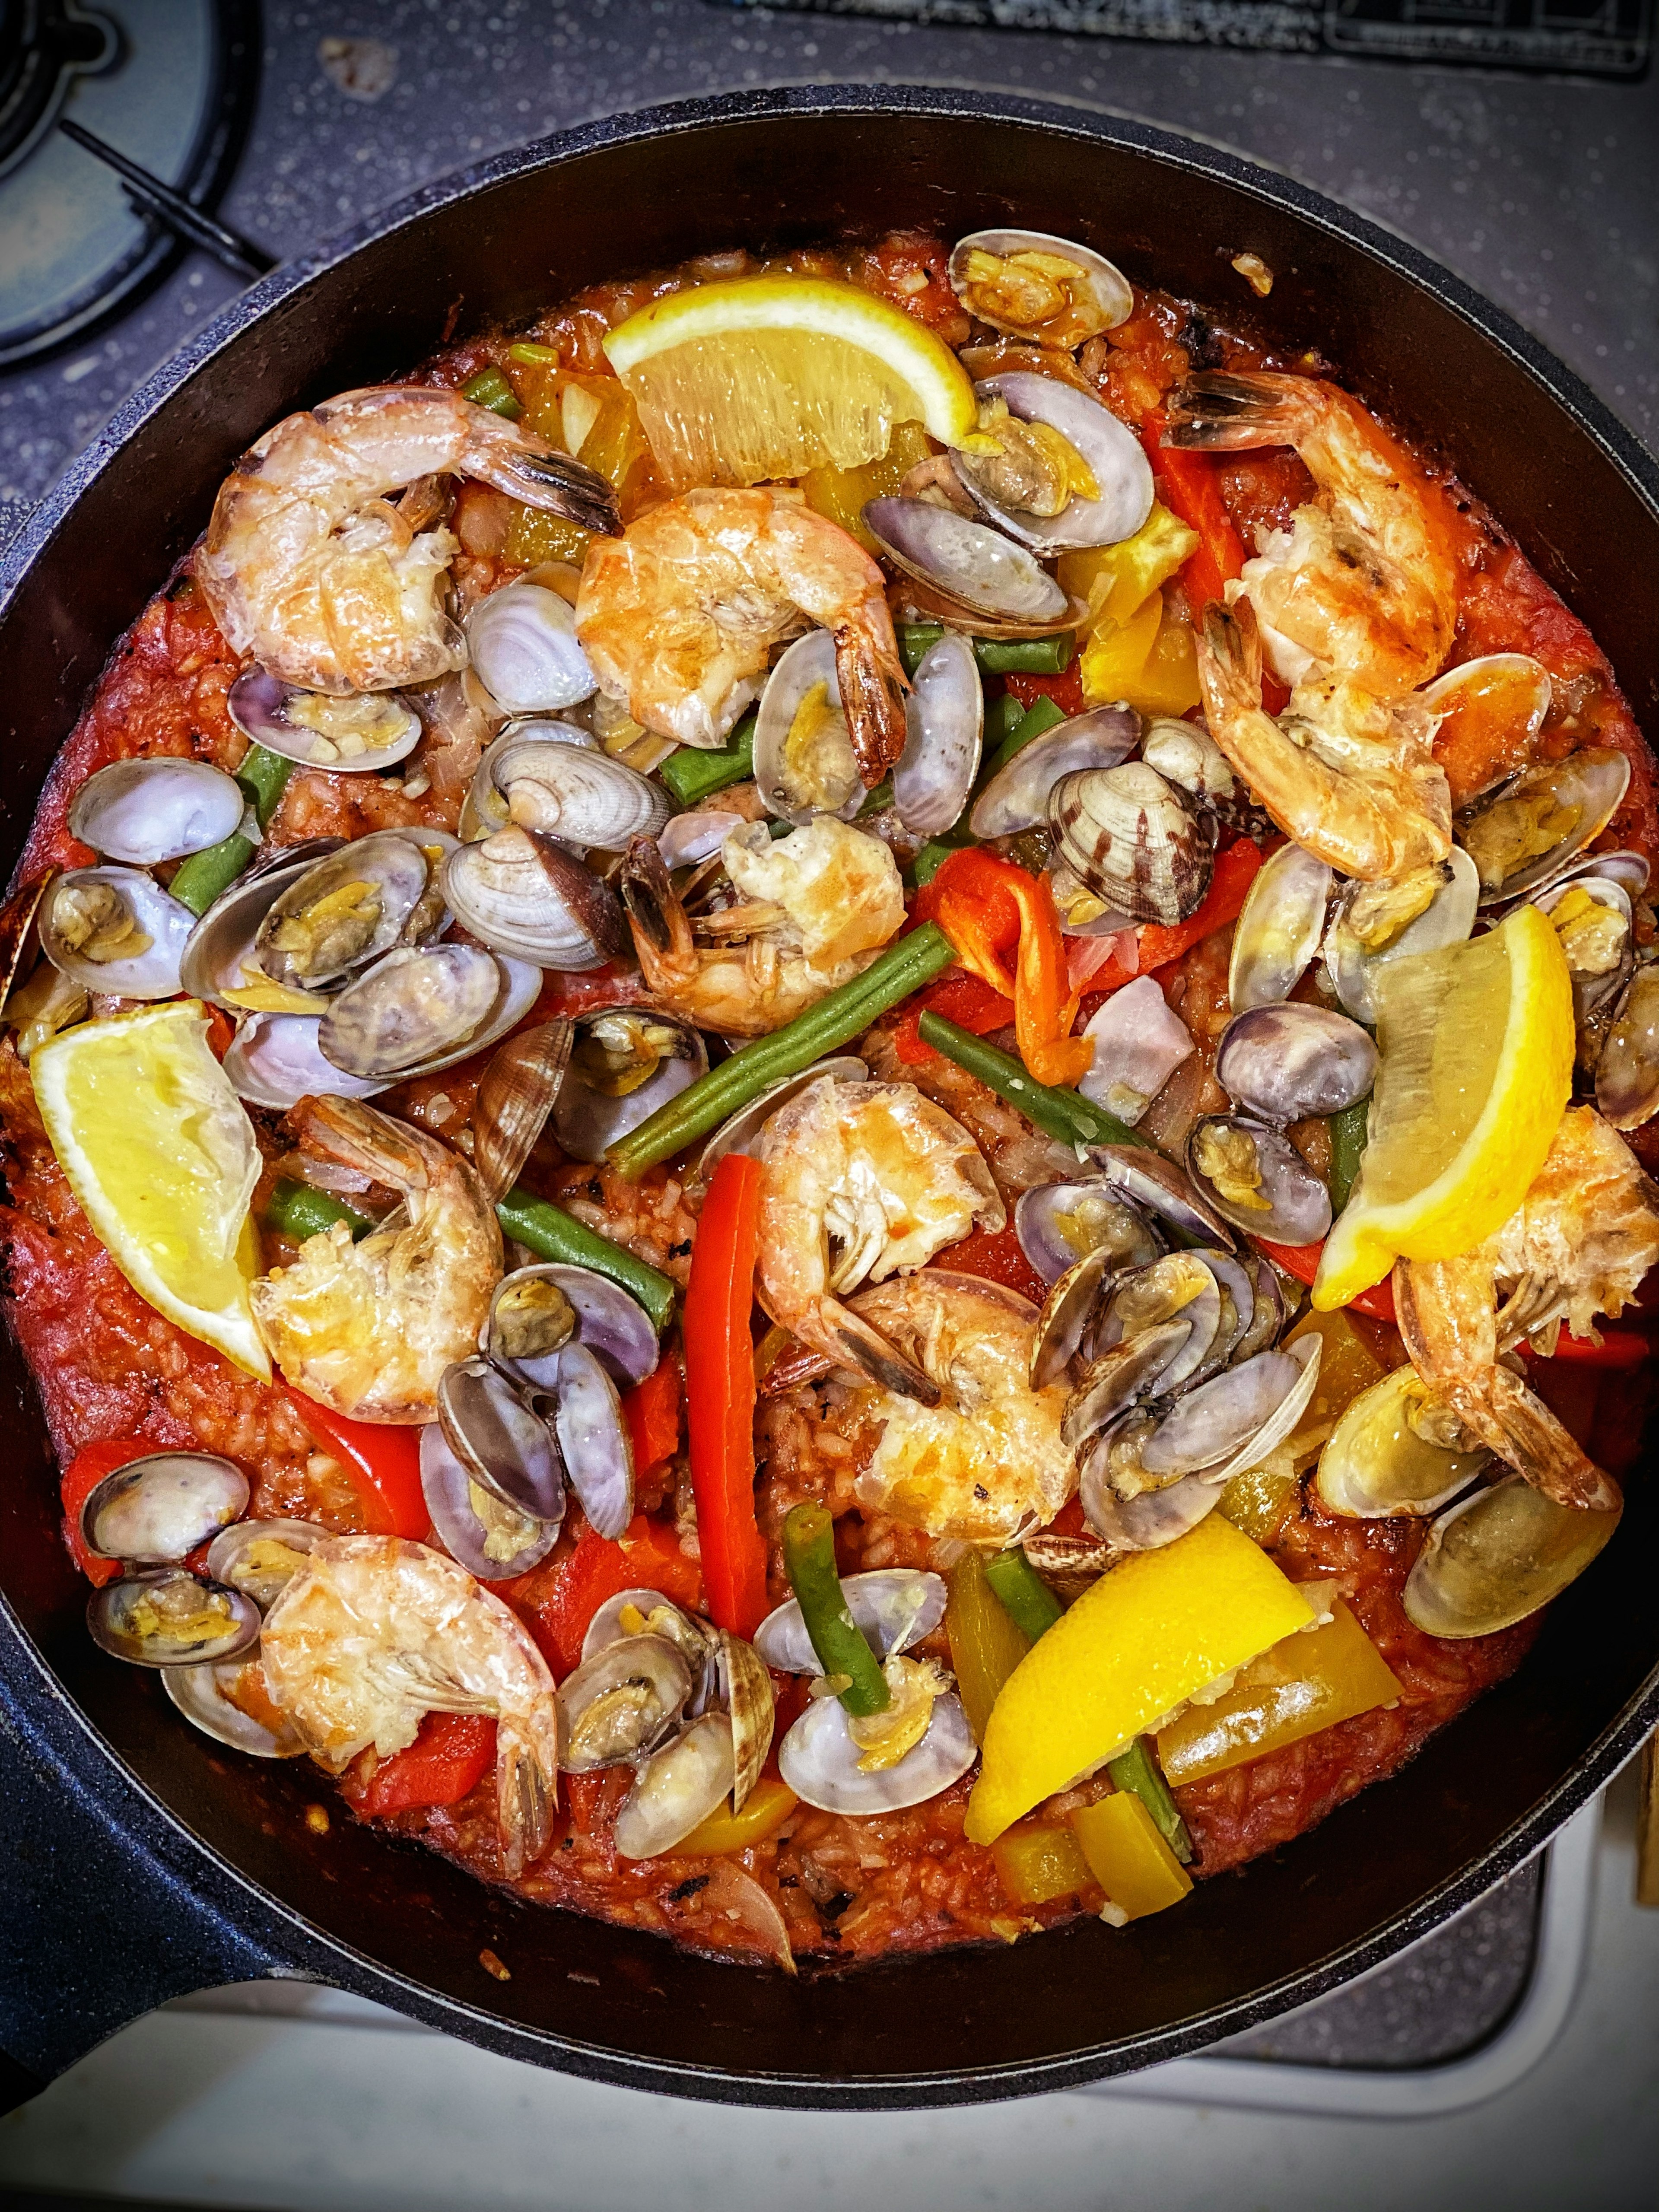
[928,849,1091,1087]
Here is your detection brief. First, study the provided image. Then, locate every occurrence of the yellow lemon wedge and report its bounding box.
[603,274,978,491]
[1312,903,1574,1311]
[963,1516,1316,1846]
[32,1001,269,1377]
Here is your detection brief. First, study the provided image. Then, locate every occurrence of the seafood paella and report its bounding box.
[4,221,1657,1972]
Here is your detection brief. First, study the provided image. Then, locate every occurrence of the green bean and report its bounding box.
[782,1503,890,1716]
[461,366,522,420]
[979,695,1067,788]
[896,624,944,679]
[237,742,296,832]
[983,1549,1064,1642]
[496,1186,677,1332]
[856,777,894,819]
[1106,1736,1194,1865]
[170,833,257,917]
[264,1179,373,1244]
[1328,1097,1371,1214]
[982,692,1027,756]
[896,625,1077,679]
[607,923,956,1179]
[657,711,756,809]
[916,1012,1151,1154]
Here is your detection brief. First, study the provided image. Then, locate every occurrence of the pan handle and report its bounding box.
[0,1717,292,2112]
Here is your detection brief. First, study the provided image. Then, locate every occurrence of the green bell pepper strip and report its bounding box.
[658,711,756,809]
[1106,1736,1195,1865]
[983,1549,1064,1642]
[264,1179,374,1245]
[607,923,956,1179]
[496,1186,677,1332]
[1328,1097,1370,1214]
[781,1503,890,1716]
[169,742,297,916]
[916,1012,1151,1154]
[897,625,1076,680]
[460,365,522,420]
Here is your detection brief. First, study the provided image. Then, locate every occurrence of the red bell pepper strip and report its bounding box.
[926,849,1092,1087]
[623,1359,683,1474]
[1142,422,1248,613]
[1081,837,1265,1002]
[284,1389,428,1539]
[344,1713,497,1817]
[1002,664,1084,718]
[59,1439,153,1587]
[1521,1330,1650,1370]
[1255,1236,1397,1325]
[891,967,1015,1065]
[683,1152,769,1636]
[506,1516,702,1677]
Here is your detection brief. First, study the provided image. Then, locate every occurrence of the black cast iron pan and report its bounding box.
[0,85,1656,2114]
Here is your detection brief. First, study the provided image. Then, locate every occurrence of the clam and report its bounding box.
[441,826,628,969]
[1014,1179,1162,1288]
[778,1688,975,1817]
[470,1020,574,1203]
[548,1340,635,1541]
[1187,1249,1256,1382]
[461,721,596,843]
[80,1452,249,1565]
[41,868,193,999]
[1090,1141,1236,1249]
[68,759,245,864]
[753,630,865,826]
[1228,841,1332,1013]
[1420,653,1551,804]
[1141,718,1235,805]
[1215,1004,1378,1123]
[466,580,597,715]
[948,229,1133,345]
[1061,1319,1195,1454]
[719,1627,777,1812]
[253,831,438,992]
[1029,1244,1117,1390]
[1049,764,1212,927]
[492,736,669,850]
[660,809,744,871]
[222,1012,384,1112]
[420,1422,561,1581]
[1131,1335,1322,1488]
[691,1054,869,1189]
[1461,747,1630,905]
[436,1357,566,1522]
[1078,975,1194,1125]
[953,374,1154,553]
[88,1568,262,1668]
[969,705,1139,840]
[1595,961,1659,1130]
[228,667,421,771]
[164,1658,306,1757]
[318,944,513,1080]
[893,631,982,837]
[1532,874,1634,1017]
[1093,1251,1224,1396]
[754,1568,947,1675]
[1402,1477,1621,1638]
[1081,1447,1224,1551]
[203,1519,328,1608]
[1323,849,1480,1025]
[613,1709,736,1858]
[863,497,1069,627]
[1552,847,1650,901]
[1231,1250,1286,1364]
[178,842,346,1011]
[553,1007,708,1163]
[1317,1367,1490,1519]
[0,871,53,1020]
[4,961,89,1062]
[1187,1115,1332,1244]
[557,1634,694,1771]
[582,1589,711,1675]
[486,1264,660,1390]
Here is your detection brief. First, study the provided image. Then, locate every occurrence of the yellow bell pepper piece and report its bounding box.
[504,365,656,566]
[1058,502,1198,631]
[1217,1454,1300,1544]
[1282,1309,1388,1462]
[1078,588,1163,705]
[964,1515,1317,1845]
[1071,1792,1193,1920]
[1121,604,1202,716]
[800,420,935,551]
[947,1551,1033,1744]
[992,1819,1092,1906]
[677,1775,798,1856]
[1156,1601,1403,1788]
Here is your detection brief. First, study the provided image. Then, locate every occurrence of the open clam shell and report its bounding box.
[437,1357,566,1522]
[69,758,246,864]
[553,1006,708,1163]
[1531,874,1634,1019]
[420,1422,562,1582]
[1093,1251,1224,1397]
[1136,1334,1322,1488]
[1461,747,1630,906]
[1317,1367,1489,1519]
[1014,1179,1162,1289]
[228,667,422,772]
[204,1519,328,1609]
[1215,1004,1378,1125]
[660,809,745,872]
[470,1019,574,1204]
[1230,1250,1286,1365]
[222,1012,385,1111]
[894,631,982,837]
[164,1658,306,1757]
[1187,1115,1332,1244]
[1228,841,1332,1014]
[1049,763,1212,927]
[1420,654,1551,805]
[864,497,1068,626]
[493,736,669,851]
[81,1452,250,1565]
[948,229,1133,344]
[778,1688,975,1816]
[1061,1319,1195,1455]
[614,1709,736,1858]
[442,826,628,969]
[754,1568,947,1675]
[42,868,194,999]
[486,1264,660,1389]
[88,1568,262,1668]
[1090,1143,1236,1250]
[1595,961,1659,1131]
[954,374,1154,553]
[1402,1477,1621,1638]
[253,831,437,992]
[557,1634,695,1772]
[690,1053,869,1191]
[1081,1443,1223,1551]
[753,629,865,826]
[1141,719,1235,805]
[969,705,1139,840]
[318,943,509,1080]
[0,870,53,1019]
[179,842,346,1010]
[461,720,596,843]
[1078,975,1195,1127]
[467,579,597,715]
[719,1628,776,1813]
[1029,1243,1116,1390]
[1323,849,1480,1026]
[582,1589,711,1675]
[550,1340,635,1541]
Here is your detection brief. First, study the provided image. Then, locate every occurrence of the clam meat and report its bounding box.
[420,1421,561,1582]
[1014,1178,1162,1288]
[204,1519,329,1608]
[1187,1114,1332,1244]
[754,1568,947,1675]
[557,1634,694,1770]
[1460,747,1630,905]
[948,229,1133,346]
[777,1685,976,1818]
[88,1568,262,1668]
[953,374,1155,553]
[228,667,422,771]
[252,831,438,992]
[486,1264,660,1390]
[753,629,865,825]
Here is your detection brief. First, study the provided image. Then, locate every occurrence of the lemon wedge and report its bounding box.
[603,274,979,490]
[963,1515,1316,1846]
[1313,903,1574,1311]
[32,1001,269,1377]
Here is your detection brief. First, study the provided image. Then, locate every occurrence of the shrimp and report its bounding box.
[575,489,909,781]
[1197,599,1452,880]
[260,1535,559,1878]
[1396,1107,1659,1514]
[620,817,905,1038]
[251,1094,502,1423]
[1166,370,1459,696]
[197,386,621,695]
[847,1271,1075,1543]
[756,1076,1004,1402]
